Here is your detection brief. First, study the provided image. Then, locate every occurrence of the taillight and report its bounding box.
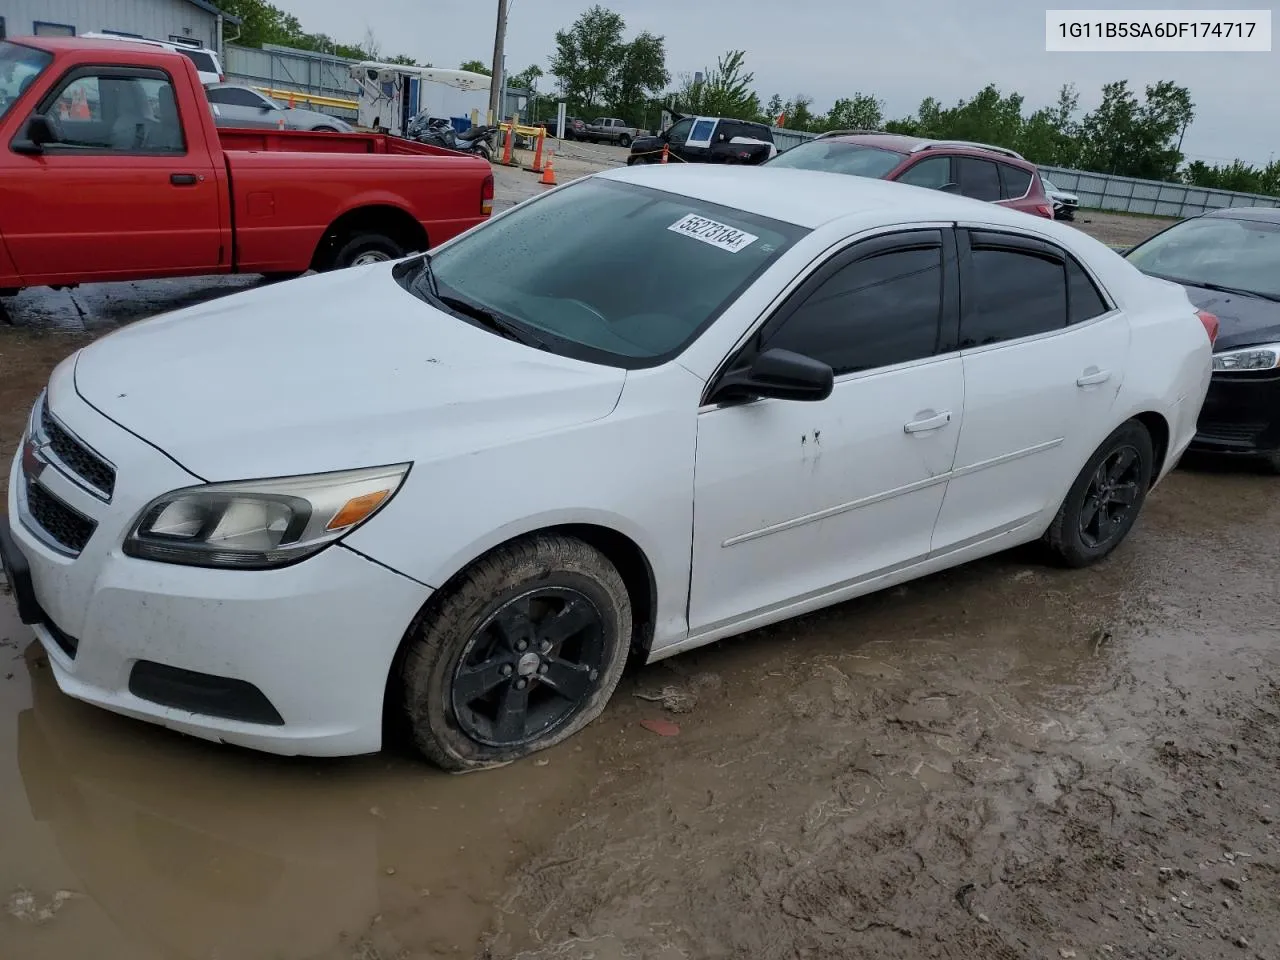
[218,74,225,83]
[481,173,494,216]
[1196,309,1219,347]
[1037,203,1053,218]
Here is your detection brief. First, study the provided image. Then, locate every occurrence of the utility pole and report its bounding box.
[488,0,508,124]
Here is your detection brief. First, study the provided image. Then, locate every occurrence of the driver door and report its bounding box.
[688,228,964,637]
[662,116,694,161]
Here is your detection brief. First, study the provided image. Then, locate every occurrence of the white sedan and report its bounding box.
[1,166,1214,769]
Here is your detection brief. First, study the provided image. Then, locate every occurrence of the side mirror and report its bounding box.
[939,182,960,194]
[13,114,56,154]
[712,348,834,404]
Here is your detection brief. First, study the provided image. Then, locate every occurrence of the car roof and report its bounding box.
[600,164,1043,230]
[814,133,1033,167]
[80,32,217,53]
[18,35,166,55]
[1203,207,1280,223]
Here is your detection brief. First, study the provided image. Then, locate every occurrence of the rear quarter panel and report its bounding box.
[223,151,490,272]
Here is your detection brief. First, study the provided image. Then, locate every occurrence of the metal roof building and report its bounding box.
[0,0,241,54]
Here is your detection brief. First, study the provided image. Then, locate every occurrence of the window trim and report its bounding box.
[33,20,76,37]
[956,226,1120,355]
[15,63,188,157]
[702,226,960,407]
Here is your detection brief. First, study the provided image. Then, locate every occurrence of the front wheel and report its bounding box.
[1043,420,1154,568]
[400,534,632,770]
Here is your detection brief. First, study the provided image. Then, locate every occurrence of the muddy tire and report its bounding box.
[400,534,632,771]
[619,134,632,148]
[1043,420,1154,568]
[329,232,405,271]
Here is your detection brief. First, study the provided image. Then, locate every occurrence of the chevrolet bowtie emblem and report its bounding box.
[21,434,49,479]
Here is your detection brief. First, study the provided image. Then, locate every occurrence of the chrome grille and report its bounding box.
[24,474,97,554]
[40,397,116,499]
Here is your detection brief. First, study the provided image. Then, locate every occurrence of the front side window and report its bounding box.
[956,157,1001,201]
[962,243,1067,347]
[895,156,951,189]
[0,40,51,122]
[402,178,807,368]
[1125,216,1280,301]
[767,140,905,179]
[39,70,184,153]
[765,242,944,375]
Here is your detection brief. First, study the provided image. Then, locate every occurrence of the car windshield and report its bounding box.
[1126,216,1280,300]
[400,178,807,368]
[1041,177,1059,192]
[0,42,53,123]
[767,140,904,178]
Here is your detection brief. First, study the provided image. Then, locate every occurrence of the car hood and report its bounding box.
[1047,188,1078,202]
[630,134,662,152]
[1178,285,1280,353]
[72,266,627,481]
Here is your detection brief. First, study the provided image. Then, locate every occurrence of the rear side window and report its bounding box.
[1067,258,1110,324]
[766,243,944,375]
[963,244,1067,347]
[956,157,1001,202]
[179,49,217,74]
[998,163,1032,199]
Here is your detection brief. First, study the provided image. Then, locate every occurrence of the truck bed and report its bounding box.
[217,128,462,158]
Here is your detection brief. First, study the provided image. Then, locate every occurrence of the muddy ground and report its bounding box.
[6,177,1275,960]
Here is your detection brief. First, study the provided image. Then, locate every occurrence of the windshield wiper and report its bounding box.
[409,254,441,301]
[436,293,547,348]
[1188,280,1280,303]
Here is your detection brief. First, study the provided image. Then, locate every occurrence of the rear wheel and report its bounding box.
[619,134,632,147]
[400,534,632,770]
[329,231,405,270]
[1043,420,1154,567]
[312,125,338,133]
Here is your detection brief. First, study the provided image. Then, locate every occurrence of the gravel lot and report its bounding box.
[8,154,1274,960]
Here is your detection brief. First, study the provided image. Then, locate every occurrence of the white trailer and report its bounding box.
[350,62,491,137]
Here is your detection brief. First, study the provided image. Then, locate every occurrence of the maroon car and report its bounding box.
[767,132,1055,219]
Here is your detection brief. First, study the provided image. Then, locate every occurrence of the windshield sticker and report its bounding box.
[668,214,759,253]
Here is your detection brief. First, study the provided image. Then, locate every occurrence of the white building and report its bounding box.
[0,0,240,54]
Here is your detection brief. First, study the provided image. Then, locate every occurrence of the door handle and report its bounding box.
[170,173,198,186]
[904,411,952,434]
[1076,368,1112,387]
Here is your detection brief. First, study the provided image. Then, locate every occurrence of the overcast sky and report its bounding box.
[271,0,1278,167]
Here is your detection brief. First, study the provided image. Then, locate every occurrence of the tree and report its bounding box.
[782,94,814,131]
[818,93,884,132]
[509,64,544,92]
[610,32,669,123]
[550,5,626,109]
[211,0,419,62]
[765,94,784,122]
[676,51,760,120]
[459,60,492,76]
[1076,80,1194,179]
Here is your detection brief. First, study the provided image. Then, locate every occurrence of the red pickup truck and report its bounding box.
[0,36,494,294]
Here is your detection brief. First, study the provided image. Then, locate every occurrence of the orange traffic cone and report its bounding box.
[661,143,669,164]
[540,151,557,186]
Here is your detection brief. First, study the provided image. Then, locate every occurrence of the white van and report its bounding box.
[79,33,224,86]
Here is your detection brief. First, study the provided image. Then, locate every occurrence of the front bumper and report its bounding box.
[1189,368,1280,457]
[5,374,431,757]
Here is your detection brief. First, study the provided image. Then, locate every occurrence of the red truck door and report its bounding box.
[3,64,222,286]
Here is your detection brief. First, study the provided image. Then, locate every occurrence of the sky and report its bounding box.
[270,0,1279,168]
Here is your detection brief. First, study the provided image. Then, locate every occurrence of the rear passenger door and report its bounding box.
[930,228,1129,552]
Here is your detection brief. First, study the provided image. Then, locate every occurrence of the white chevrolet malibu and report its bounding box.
[2,167,1214,769]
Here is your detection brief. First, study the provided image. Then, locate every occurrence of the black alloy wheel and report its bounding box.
[1078,444,1143,549]
[451,587,607,747]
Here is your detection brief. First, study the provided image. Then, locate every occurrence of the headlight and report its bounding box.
[1212,342,1280,372]
[124,464,410,569]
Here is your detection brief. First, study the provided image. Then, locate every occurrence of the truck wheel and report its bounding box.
[330,232,405,270]
[619,134,632,148]
[1043,420,1154,568]
[399,534,632,771]
[312,125,338,133]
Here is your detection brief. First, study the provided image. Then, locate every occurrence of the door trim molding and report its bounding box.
[721,437,1063,548]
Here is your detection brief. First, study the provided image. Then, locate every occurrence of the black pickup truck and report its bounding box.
[627,114,776,166]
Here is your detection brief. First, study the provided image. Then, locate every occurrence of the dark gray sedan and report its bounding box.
[204,83,353,133]
[1125,207,1280,471]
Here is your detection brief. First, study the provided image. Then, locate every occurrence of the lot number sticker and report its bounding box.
[668,214,759,253]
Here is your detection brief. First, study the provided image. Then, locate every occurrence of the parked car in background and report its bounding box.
[0,36,493,293]
[80,32,223,85]
[767,133,1055,219]
[582,117,640,147]
[1041,174,1080,220]
[1125,207,1280,471]
[627,115,776,165]
[205,83,353,132]
[2,165,1212,770]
